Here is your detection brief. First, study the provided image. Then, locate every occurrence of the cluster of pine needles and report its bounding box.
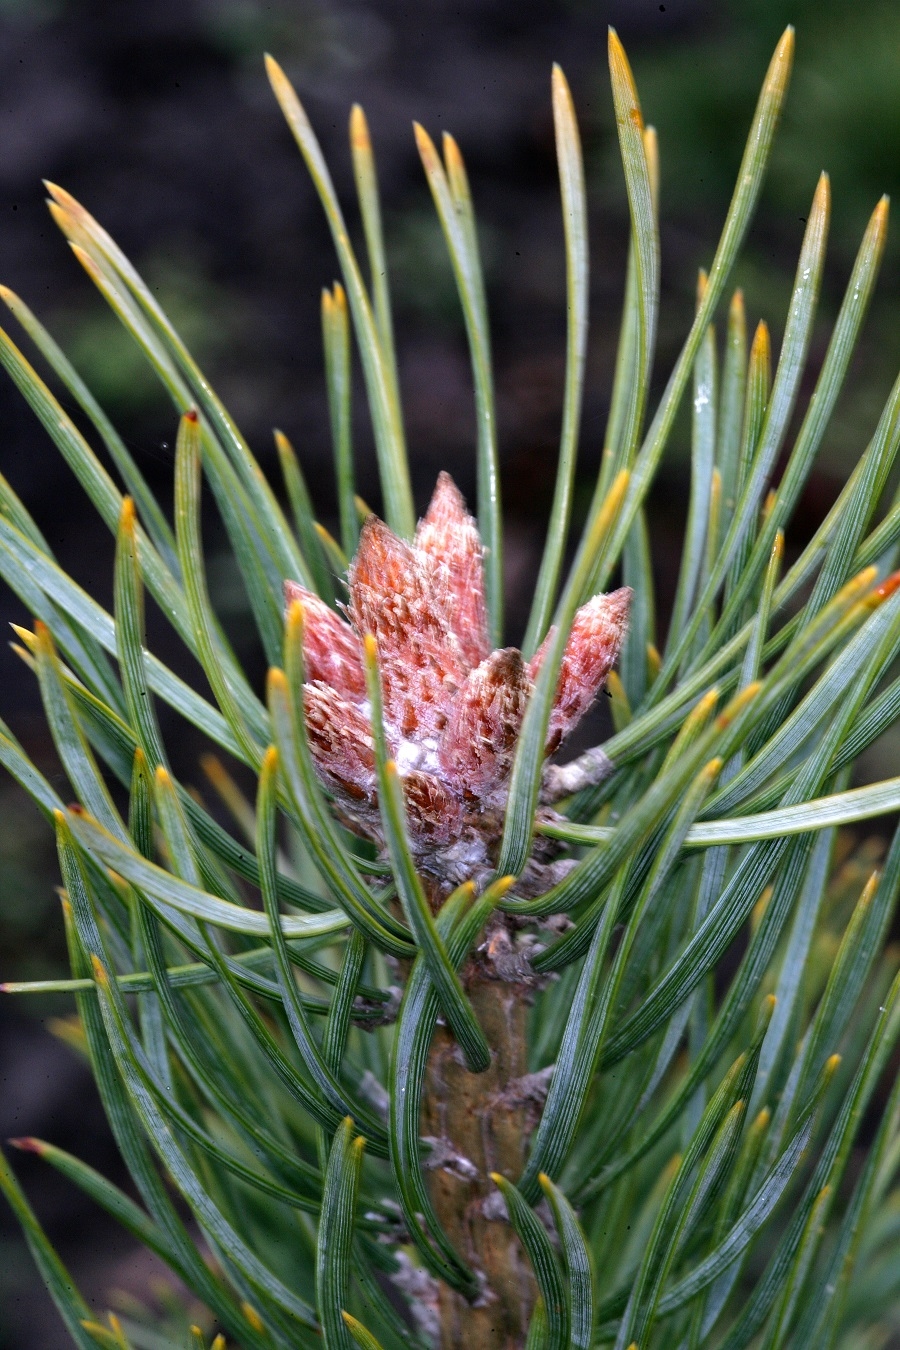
[2,23,900,1350]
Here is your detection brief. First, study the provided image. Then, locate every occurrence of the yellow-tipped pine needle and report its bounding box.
[606,669,632,732]
[314,521,348,575]
[751,885,775,935]
[200,754,258,844]
[354,494,374,523]
[241,1302,264,1332]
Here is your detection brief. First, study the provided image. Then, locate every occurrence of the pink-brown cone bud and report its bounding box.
[282,479,630,871]
[349,517,466,739]
[529,587,632,754]
[303,683,377,811]
[415,471,490,670]
[439,649,532,799]
[283,581,366,700]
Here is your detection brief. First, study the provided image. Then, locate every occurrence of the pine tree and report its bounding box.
[3,25,900,1350]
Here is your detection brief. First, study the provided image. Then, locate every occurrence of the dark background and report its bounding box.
[2,0,900,1343]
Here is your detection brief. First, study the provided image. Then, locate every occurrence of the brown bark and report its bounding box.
[421,950,538,1350]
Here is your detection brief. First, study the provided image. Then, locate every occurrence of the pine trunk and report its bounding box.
[422,944,538,1350]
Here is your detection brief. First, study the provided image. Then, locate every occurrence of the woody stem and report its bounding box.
[422,936,538,1350]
